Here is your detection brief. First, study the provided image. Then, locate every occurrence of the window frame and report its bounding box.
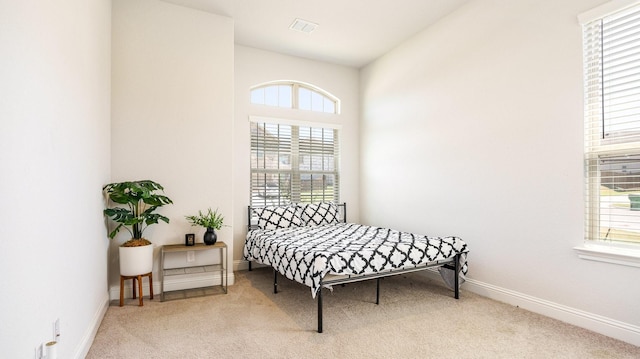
[250,80,341,114]
[577,0,640,266]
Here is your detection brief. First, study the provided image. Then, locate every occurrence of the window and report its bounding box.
[250,81,339,114]
[582,2,640,246]
[250,118,340,206]
[250,84,292,108]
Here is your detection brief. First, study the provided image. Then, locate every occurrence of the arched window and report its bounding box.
[250,81,340,114]
[249,81,341,206]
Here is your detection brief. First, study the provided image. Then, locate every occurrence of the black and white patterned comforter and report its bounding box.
[244,223,468,298]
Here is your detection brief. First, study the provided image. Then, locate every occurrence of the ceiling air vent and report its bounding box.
[289,18,318,34]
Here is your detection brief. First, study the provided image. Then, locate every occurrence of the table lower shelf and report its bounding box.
[161,285,227,301]
[163,264,222,276]
[160,267,227,301]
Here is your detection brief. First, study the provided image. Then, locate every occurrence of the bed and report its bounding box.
[243,202,469,332]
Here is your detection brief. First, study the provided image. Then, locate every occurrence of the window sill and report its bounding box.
[574,243,640,268]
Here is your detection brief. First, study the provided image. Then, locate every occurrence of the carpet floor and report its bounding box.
[86,268,640,358]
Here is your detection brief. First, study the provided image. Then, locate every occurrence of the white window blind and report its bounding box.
[250,120,340,206]
[583,3,640,245]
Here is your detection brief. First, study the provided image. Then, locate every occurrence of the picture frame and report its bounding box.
[185,233,195,246]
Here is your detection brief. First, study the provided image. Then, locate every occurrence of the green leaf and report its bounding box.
[103,180,173,240]
[184,208,225,230]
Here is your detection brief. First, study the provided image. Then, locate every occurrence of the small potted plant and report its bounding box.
[185,208,225,245]
[103,180,173,276]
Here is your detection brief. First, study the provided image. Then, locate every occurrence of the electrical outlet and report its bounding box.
[54,318,60,342]
[187,251,195,262]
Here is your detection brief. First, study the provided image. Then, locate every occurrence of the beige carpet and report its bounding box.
[87,268,640,358]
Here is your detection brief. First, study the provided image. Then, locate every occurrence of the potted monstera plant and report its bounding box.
[185,208,225,245]
[103,180,173,276]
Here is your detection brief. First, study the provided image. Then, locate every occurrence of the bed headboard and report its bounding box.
[247,203,347,231]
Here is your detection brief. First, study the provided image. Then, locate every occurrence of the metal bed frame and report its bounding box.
[246,203,462,333]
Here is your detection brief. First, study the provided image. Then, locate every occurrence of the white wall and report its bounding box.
[360,0,640,346]
[0,0,111,358]
[233,45,360,266]
[111,0,234,295]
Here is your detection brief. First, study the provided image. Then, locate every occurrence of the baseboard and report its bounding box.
[73,291,109,359]
[109,271,236,300]
[234,259,268,272]
[235,259,249,272]
[461,277,640,347]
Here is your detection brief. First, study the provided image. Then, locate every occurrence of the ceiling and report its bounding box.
[160,0,470,68]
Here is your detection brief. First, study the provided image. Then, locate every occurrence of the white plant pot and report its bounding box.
[119,244,153,276]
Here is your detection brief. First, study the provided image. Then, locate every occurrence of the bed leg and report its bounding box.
[454,254,460,300]
[376,278,380,305]
[318,288,323,333]
[248,261,252,271]
[273,269,278,294]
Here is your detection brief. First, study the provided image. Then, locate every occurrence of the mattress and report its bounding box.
[244,222,468,297]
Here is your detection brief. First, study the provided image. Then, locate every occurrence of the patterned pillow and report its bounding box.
[300,202,340,226]
[254,206,303,230]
